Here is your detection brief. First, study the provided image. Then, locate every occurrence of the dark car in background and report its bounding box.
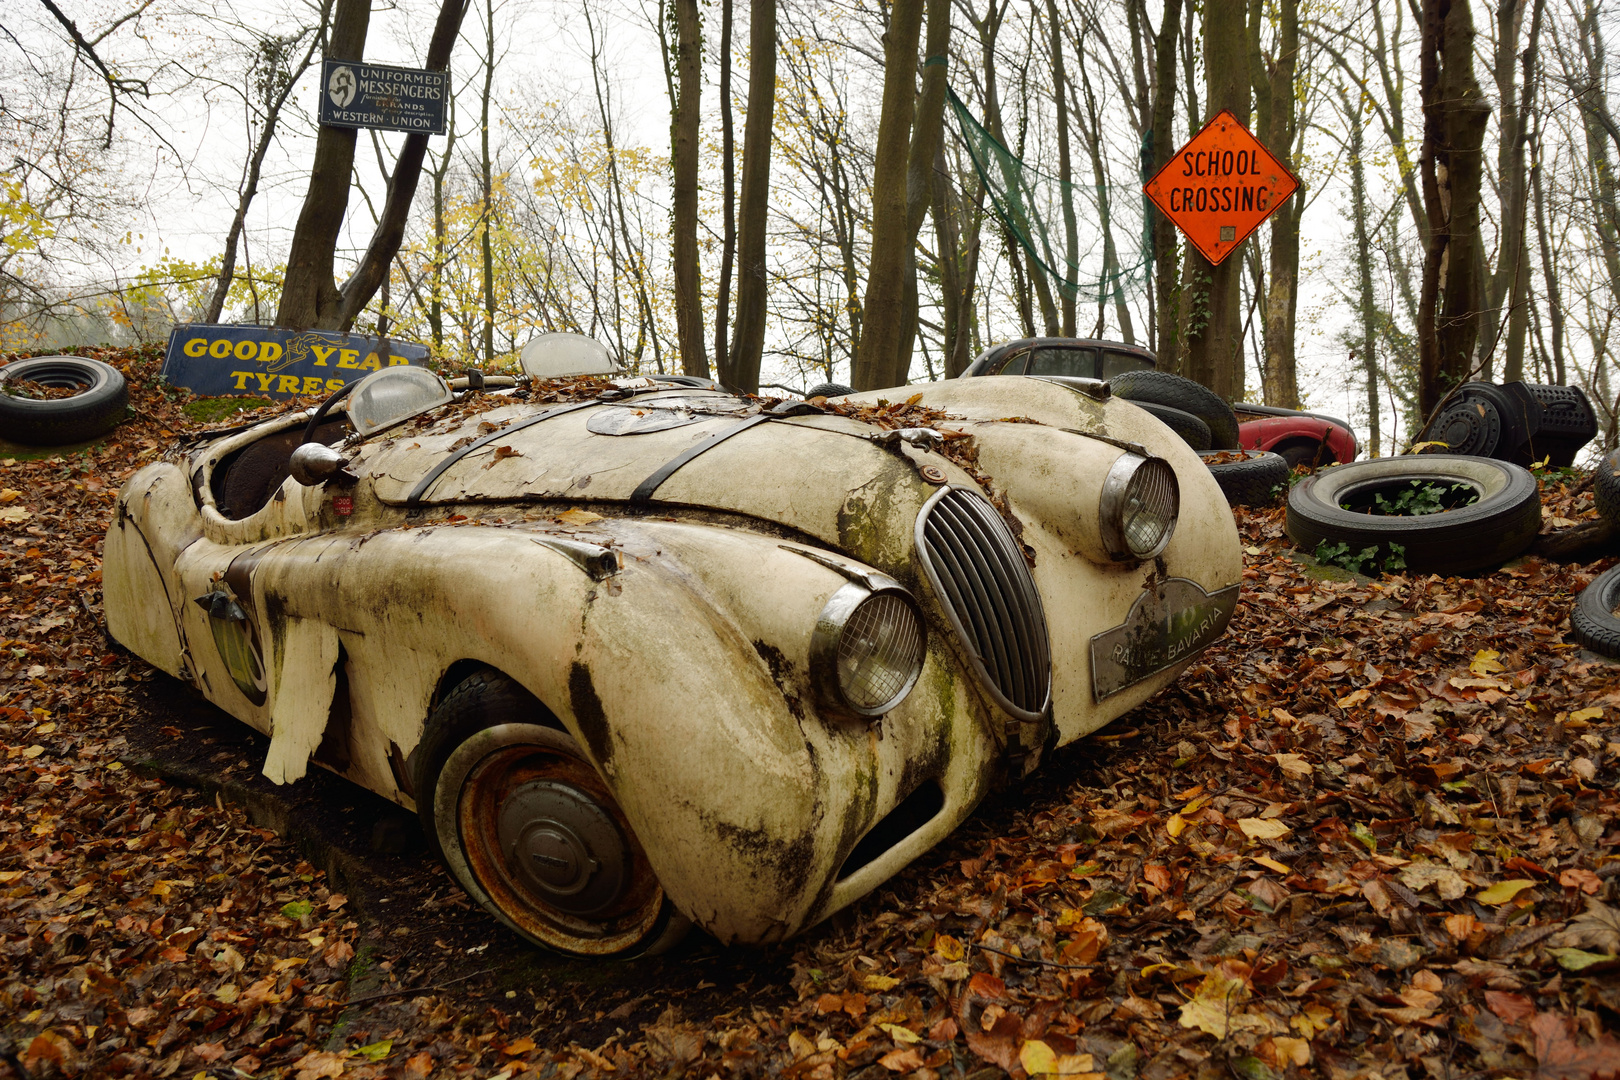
[963,338,1359,465]
[961,337,1159,382]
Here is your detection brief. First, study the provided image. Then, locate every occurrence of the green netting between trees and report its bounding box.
[946,87,1150,305]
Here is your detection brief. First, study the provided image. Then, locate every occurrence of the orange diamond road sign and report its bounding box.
[1142,109,1299,266]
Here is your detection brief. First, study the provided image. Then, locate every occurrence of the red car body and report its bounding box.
[1234,404,1359,467]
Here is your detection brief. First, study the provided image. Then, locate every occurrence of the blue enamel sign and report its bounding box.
[318,59,448,134]
[161,325,432,400]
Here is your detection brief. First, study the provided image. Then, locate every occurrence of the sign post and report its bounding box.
[1142,110,1299,266]
[318,59,448,135]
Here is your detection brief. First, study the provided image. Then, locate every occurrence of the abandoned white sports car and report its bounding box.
[104,337,1241,956]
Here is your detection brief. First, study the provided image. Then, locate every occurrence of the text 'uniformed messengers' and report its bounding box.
[318,59,448,135]
[1142,109,1299,266]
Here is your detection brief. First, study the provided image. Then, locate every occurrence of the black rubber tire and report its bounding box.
[1276,440,1333,471]
[805,382,855,398]
[1203,450,1290,507]
[1129,400,1212,451]
[413,668,688,957]
[1286,455,1542,576]
[1109,370,1240,449]
[0,355,129,446]
[1570,564,1620,659]
[1595,449,1620,524]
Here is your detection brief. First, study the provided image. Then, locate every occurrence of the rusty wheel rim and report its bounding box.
[446,725,664,955]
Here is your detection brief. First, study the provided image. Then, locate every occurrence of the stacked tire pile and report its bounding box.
[1417,380,1598,467]
[1572,448,1620,659]
[1106,371,1289,508]
[0,355,130,446]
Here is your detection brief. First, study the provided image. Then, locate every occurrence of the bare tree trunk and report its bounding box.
[1047,0,1077,337]
[1343,85,1382,455]
[274,0,371,329]
[1149,0,1182,370]
[1076,65,1133,343]
[587,0,661,370]
[277,0,467,332]
[478,0,496,364]
[1503,0,1546,381]
[725,0,775,393]
[1184,0,1246,402]
[425,96,458,355]
[206,20,326,323]
[1179,0,1199,134]
[713,0,736,375]
[669,0,706,376]
[1531,126,1565,383]
[894,0,951,385]
[1417,0,1492,418]
[1573,3,1620,337]
[852,0,925,391]
[1252,0,1300,407]
[1479,0,1543,380]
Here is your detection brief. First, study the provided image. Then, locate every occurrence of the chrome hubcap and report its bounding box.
[496,779,629,916]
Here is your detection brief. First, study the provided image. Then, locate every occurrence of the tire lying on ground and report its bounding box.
[805,382,855,398]
[1128,400,1212,452]
[1286,455,1542,576]
[1596,448,1620,523]
[1570,563,1620,659]
[1109,369,1240,449]
[0,355,130,446]
[1202,449,1290,507]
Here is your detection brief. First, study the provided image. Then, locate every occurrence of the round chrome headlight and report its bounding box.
[809,580,927,720]
[1099,454,1179,561]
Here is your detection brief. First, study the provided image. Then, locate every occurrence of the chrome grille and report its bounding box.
[915,487,1051,719]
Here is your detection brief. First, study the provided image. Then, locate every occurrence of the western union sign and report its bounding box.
[161,325,431,400]
[318,59,448,135]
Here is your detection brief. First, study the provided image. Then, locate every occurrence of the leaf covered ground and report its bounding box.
[1,346,1617,1080]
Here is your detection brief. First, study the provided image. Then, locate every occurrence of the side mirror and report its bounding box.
[289,443,352,486]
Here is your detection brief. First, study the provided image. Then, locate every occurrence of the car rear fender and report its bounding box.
[104,462,204,678]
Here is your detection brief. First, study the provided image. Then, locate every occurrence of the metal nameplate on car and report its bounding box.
[1090,578,1239,700]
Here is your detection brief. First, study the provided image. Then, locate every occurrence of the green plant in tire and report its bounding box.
[1351,479,1479,517]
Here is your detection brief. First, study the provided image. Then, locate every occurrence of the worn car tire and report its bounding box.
[1570,564,1620,659]
[805,382,855,398]
[1203,450,1290,507]
[1286,455,1542,576]
[1595,449,1620,523]
[1109,370,1240,449]
[0,355,129,446]
[1128,400,1212,451]
[414,669,689,957]
[1275,439,1334,470]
